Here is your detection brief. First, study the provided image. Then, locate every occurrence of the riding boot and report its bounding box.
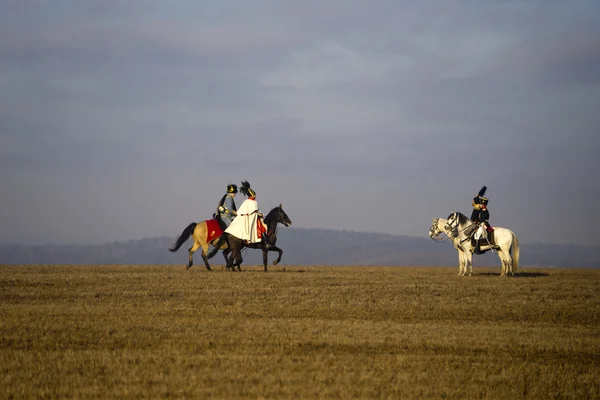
[473,240,483,255]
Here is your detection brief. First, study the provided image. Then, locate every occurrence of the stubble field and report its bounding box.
[1,264,599,399]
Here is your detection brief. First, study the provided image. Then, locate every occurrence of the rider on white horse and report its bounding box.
[470,186,492,254]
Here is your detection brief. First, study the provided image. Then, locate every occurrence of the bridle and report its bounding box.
[445,214,459,239]
[446,212,475,240]
[430,213,471,243]
[430,218,452,242]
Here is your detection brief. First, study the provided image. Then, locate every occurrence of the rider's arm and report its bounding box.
[224,196,237,215]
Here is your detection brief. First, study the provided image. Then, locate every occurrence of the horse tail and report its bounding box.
[169,223,197,252]
[512,232,520,272]
[206,233,227,259]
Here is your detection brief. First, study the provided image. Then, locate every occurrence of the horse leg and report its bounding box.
[505,254,513,276]
[200,243,212,271]
[226,249,237,271]
[235,252,243,271]
[222,249,231,270]
[227,245,243,272]
[457,250,466,276]
[498,251,506,277]
[269,246,283,265]
[187,241,201,270]
[262,248,269,272]
[465,252,473,276]
[188,222,208,271]
[498,250,513,277]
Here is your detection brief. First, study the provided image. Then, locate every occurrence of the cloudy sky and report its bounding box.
[1,0,599,246]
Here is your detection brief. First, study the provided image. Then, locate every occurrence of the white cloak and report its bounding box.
[225,198,261,243]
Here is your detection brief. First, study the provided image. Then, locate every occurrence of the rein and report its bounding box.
[430,219,452,242]
[449,223,473,241]
[431,232,452,242]
[431,216,472,243]
[447,216,481,245]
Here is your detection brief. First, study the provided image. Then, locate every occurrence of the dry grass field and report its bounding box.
[1,264,599,399]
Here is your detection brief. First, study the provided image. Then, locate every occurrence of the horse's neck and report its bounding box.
[264,211,279,234]
[455,217,475,239]
[440,217,465,242]
[267,220,278,234]
[459,219,473,229]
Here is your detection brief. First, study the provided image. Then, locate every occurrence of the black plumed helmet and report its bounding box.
[478,186,487,197]
[240,180,256,198]
[227,184,238,193]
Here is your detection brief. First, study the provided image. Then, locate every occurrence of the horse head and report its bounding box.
[265,203,292,227]
[276,203,292,227]
[429,218,441,239]
[429,217,450,241]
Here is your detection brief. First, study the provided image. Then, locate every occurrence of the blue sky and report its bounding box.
[1,0,599,245]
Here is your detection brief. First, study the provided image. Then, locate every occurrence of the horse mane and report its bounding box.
[448,211,470,225]
[264,205,280,224]
[457,212,469,225]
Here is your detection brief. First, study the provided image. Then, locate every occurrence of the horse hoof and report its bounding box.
[272,261,279,266]
[187,264,193,271]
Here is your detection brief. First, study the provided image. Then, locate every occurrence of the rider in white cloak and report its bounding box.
[225,181,268,247]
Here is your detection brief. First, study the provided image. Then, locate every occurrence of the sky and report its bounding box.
[1,0,599,246]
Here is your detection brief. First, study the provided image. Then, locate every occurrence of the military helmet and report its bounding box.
[477,186,489,205]
[477,186,487,198]
[240,180,256,198]
[227,183,238,193]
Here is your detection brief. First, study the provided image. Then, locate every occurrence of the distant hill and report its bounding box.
[0,228,598,268]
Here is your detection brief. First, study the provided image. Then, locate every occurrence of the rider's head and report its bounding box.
[240,180,256,199]
[227,184,238,194]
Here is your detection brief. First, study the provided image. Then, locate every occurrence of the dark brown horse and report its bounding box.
[207,204,292,271]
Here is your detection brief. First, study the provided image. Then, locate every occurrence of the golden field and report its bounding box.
[1,264,599,399]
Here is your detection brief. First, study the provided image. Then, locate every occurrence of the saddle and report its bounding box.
[206,218,224,242]
[463,223,498,254]
[471,230,496,246]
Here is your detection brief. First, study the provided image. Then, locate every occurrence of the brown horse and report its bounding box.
[169,218,230,271]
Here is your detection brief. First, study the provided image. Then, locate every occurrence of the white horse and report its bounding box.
[429,211,520,277]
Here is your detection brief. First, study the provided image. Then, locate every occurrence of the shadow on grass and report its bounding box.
[476,271,550,278]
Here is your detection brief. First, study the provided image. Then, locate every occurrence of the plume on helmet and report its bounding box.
[240,180,256,198]
[478,186,487,197]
